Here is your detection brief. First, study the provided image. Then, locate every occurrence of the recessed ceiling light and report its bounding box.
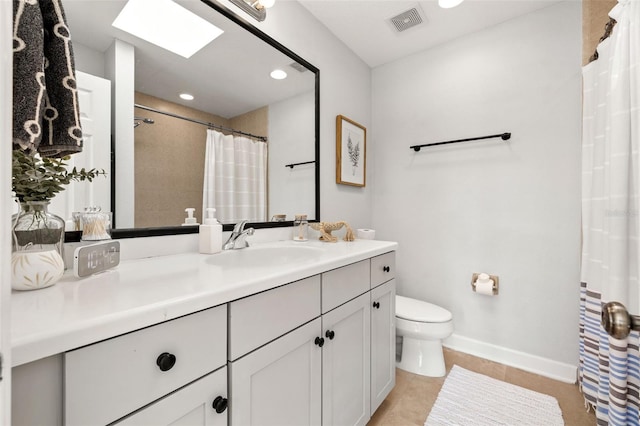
[438,0,464,8]
[180,93,194,100]
[112,0,224,58]
[270,69,287,80]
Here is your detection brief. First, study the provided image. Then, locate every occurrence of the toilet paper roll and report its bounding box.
[357,229,376,240]
[475,279,494,296]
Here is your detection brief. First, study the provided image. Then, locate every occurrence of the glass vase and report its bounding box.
[11,201,65,291]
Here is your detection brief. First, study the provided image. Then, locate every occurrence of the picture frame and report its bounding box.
[336,115,366,187]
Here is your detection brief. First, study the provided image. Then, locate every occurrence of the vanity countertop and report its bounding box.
[11,239,397,367]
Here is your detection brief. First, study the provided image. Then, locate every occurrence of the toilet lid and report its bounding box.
[396,295,452,323]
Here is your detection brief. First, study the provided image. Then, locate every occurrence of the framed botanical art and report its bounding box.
[336,115,366,187]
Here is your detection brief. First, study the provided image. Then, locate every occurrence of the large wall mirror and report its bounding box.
[63,0,319,239]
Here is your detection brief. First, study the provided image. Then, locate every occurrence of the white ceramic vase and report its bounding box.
[11,249,65,291]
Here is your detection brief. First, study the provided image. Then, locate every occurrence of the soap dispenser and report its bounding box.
[182,208,199,226]
[200,208,222,254]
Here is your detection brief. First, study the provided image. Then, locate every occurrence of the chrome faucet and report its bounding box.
[223,220,255,250]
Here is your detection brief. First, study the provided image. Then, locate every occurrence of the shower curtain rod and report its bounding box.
[134,103,268,142]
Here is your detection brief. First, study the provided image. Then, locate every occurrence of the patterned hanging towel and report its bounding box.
[13,0,83,158]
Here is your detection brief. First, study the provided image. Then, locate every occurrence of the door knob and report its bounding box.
[373,301,380,309]
[314,336,325,347]
[325,330,335,340]
[602,301,640,339]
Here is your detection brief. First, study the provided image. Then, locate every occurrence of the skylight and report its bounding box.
[112,0,224,59]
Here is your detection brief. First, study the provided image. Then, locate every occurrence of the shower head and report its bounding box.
[133,117,155,128]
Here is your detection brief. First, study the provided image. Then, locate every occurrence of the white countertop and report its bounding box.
[11,239,397,367]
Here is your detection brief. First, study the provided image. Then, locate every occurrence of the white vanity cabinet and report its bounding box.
[64,305,228,425]
[229,254,396,426]
[11,243,398,426]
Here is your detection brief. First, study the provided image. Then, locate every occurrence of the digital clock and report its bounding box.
[73,241,121,278]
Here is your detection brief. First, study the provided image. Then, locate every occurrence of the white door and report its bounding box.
[115,367,228,426]
[370,279,396,414]
[322,293,371,426]
[1,0,13,422]
[230,318,322,426]
[49,71,111,225]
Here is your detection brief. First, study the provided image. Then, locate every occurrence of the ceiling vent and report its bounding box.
[289,62,308,73]
[389,6,426,33]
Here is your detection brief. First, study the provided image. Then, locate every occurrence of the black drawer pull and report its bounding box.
[383,266,390,273]
[156,352,176,371]
[373,301,380,309]
[212,396,228,414]
[325,330,335,340]
[314,337,325,347]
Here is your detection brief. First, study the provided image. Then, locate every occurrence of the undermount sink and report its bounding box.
[205,244,324,268]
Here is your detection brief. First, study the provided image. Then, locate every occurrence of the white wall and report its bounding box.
[269,90,315,221]
[237,0,374,229]
[371,1,582,372]
[73,42,105,78]
[105,40,136,229]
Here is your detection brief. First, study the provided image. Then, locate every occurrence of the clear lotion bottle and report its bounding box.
[293,214,308,242]
[200,208,222,254]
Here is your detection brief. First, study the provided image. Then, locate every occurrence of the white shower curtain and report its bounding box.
[202,129,267,224]
[579,0,640,424]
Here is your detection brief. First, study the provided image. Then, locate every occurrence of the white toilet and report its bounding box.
[395,295,453,377]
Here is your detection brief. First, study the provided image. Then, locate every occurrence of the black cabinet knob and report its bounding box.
[156,352,176,371]
[314,337,325,347]
[383,266,390,273]
[373,301,380,309]
[212,396,228,414]
[325,330,335,340]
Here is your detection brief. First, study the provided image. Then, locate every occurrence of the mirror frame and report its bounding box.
[65,0,320,241]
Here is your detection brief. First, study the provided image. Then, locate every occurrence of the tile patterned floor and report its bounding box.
[368,348,596,426]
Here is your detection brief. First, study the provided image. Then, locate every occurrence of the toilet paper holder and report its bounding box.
[471,273,499,295]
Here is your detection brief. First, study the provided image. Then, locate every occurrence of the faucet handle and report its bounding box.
[233,220,248,233]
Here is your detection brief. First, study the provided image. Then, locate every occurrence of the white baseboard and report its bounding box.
[443,333,577,384]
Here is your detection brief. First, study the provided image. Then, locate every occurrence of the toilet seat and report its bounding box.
[396,295,452,323]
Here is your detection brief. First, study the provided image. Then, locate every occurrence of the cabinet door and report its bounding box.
[115,367,228,426]
[370,279,396,414]
[230,318,322,426]
[322,293,371,426]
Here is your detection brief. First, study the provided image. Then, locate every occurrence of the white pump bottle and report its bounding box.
[199,208,222,254]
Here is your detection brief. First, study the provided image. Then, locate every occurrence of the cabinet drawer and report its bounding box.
[322,260,369,313]
[371,252,395,288]
[229,275,321,361]
[64,305,227,426]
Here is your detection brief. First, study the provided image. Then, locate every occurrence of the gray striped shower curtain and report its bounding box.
[579,0,640,424]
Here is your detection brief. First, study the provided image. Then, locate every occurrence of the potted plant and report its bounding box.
[11,149,106,290]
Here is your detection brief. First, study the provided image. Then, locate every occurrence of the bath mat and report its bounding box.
[425,365,564,425]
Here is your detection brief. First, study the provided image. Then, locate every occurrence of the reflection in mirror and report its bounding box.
[63,0,319,235]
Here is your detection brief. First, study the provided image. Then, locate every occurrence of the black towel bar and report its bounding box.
[285,160,316,169]
[410,132,511,152]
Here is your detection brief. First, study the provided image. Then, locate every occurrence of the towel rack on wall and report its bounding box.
[285,160,316,169]
[410,132,511,152]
